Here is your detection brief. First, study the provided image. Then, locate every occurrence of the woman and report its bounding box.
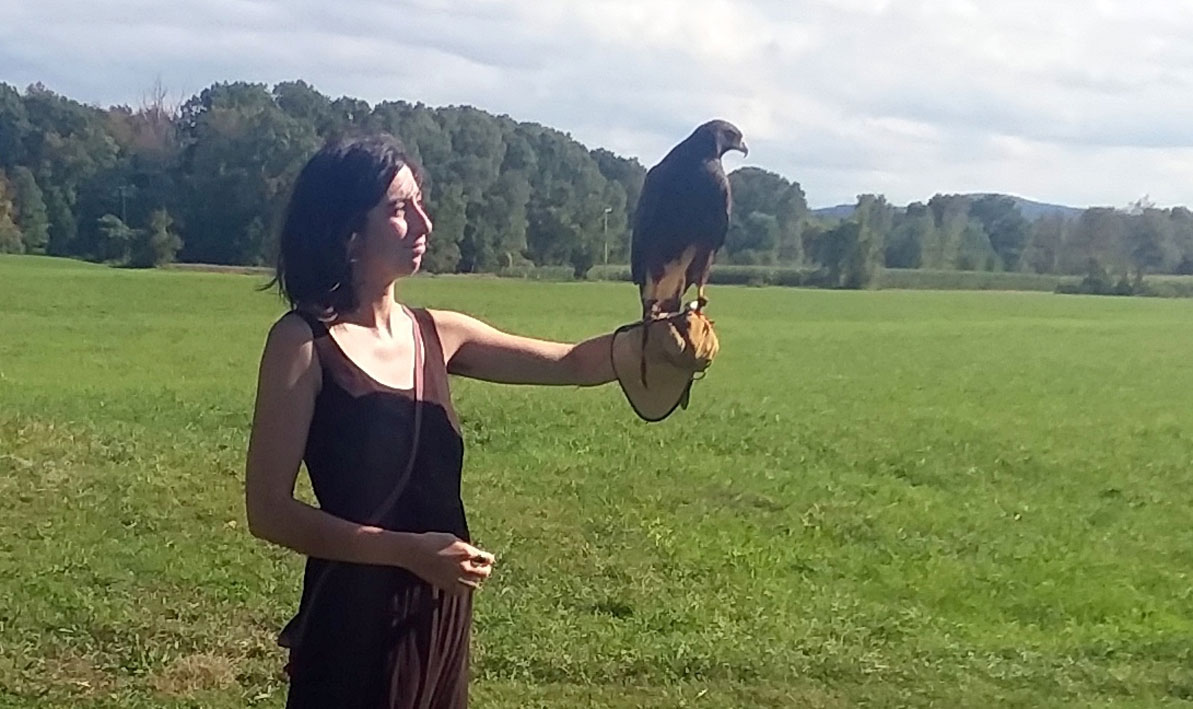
[244,135,623,707]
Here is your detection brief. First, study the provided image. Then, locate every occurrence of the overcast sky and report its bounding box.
[2,0,1191,208]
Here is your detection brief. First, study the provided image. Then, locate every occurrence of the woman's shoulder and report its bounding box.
[417,308,474,365]
[420,307,493,335]
[412,308,457,336]
[252,312,323,414]
[262,311,324,368]
[270,310,319,341]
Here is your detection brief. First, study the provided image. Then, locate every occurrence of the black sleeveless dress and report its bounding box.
[281,307,472,709]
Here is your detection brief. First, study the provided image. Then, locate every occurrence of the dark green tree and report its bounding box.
[1169,207,1193,273]
[924,194,970,269]
[809,220,859,287]
[273,80,336,134]
[726,211,780,265]
[884,201,933,268]
[1060,208,1127,275]
[1021,214,1068,274]
[178,82,320,264]
[95,213,136,263]
[128,208,183,268]
[1126,207,1177,277]
[845,194,890,287]
[727,167,808,264]
[8,166,50,253]
[0,83,30,169]
[955,220,998,271]
[806,194,888,289]
[969,195,1030,270]
[423,183,465,273]
[0,171,24,253]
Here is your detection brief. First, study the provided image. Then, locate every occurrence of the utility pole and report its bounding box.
[117,185,130,224]
[602,207,612,264]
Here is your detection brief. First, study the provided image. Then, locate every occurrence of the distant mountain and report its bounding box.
[811,194,1085,222]
[970,194,1086,221]
[810,204,859,220]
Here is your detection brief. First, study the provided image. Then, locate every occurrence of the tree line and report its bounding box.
[807,193,1193,289]
[1,80,1190,285]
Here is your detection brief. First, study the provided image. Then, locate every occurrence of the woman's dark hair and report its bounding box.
[272,134,418,319]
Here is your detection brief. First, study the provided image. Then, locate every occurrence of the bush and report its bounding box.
[1056,272,1193,298]
[588,265,632,281]
[495,264,575,281]
[1143,276,1193,298]
[700,265,819,287]
[878,268,1073,292]
[1055,261,1146,296]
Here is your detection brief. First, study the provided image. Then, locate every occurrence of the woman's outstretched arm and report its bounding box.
[429,309,616,386]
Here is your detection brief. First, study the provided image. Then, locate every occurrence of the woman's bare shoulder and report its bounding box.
[268,310,317,346]
[259,311,322,388]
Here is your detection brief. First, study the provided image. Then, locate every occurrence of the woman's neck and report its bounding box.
[344,280,400,333]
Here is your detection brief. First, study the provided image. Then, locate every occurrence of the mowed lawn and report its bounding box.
[2,254,1192,708]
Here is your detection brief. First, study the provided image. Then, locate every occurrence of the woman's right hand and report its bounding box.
[403,532,495,594]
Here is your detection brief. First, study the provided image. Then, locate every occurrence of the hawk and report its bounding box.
[631,119,747,319]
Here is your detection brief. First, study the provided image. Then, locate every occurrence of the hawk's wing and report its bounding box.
[631,163,667,287]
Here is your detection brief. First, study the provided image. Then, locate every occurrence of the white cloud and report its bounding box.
[1,0,1191,207]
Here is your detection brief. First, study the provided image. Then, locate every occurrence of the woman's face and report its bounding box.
[352,164,432,281]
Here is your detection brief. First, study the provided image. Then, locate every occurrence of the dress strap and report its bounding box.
[406,308,461,432]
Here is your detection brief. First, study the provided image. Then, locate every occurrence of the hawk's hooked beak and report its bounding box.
[736,141,749,157]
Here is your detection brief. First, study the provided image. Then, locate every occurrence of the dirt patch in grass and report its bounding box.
[148,652,240,697]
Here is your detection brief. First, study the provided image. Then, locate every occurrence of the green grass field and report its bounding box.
[3,254,1193,708]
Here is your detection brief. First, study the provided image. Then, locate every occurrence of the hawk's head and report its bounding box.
[692,119,748,159]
